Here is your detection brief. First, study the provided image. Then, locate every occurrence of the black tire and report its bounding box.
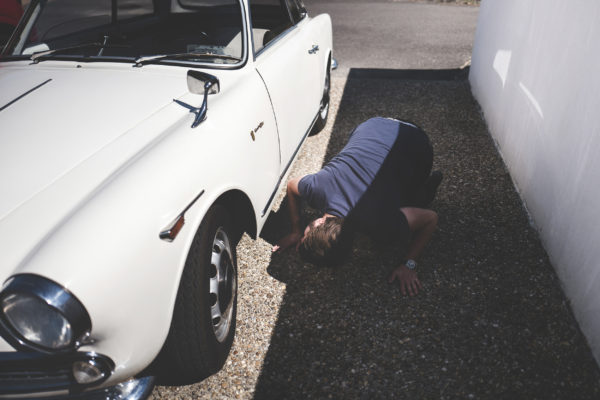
[310,58,331,136]
[155,204,238,385]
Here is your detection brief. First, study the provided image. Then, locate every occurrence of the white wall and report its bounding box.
[470,0,600,363]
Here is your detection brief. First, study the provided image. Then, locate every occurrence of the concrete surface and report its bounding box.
[306,0,479,76]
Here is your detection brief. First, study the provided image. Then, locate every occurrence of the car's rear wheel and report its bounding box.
[155,204,237,384]
[310,58,331,135]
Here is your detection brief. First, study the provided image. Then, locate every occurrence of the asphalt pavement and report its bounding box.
[307,0,478,76]
[151,2,600,399]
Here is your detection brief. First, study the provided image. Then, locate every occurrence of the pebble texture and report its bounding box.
[151,68,600,399]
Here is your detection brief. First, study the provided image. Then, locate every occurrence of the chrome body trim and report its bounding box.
[254,24,298,58]
[99,376,156,400]
[249,5,308,60]
[159,190,205,242]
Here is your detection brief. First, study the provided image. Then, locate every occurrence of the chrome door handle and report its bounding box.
[308,45,319,54]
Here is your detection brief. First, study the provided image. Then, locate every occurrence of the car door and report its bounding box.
[286,0,325,114]
[250,0,323,174]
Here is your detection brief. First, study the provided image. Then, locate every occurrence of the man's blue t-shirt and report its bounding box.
[298,117,431,237]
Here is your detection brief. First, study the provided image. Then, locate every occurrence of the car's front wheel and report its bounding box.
[155,204,238,384]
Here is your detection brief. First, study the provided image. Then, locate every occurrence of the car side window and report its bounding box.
[285,0,304,24]
[249,0,293,54]
[118,0,154,22]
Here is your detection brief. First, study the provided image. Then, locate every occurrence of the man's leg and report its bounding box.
[413,171,443,208]
[392,125,438,207]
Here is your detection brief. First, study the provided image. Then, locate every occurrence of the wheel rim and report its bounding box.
[319,68,330,120]
[209,227,236,343]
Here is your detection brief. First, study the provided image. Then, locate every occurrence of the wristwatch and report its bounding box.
[405,259,417,270]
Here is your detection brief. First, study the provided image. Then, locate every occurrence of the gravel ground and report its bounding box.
[151,67,600,399]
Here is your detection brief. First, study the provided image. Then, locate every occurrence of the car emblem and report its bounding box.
[250,121,264,141]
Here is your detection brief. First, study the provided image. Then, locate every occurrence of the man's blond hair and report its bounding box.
[299,217,353,266]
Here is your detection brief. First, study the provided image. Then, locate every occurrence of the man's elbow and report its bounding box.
[431,210,438,222]
[287,176,302,196]
[426,209,438,229]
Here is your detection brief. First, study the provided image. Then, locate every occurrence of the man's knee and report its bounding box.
[418,209,438,231]
[429,210,438,226]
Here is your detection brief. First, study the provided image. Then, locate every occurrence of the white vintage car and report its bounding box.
[0,0,332,398]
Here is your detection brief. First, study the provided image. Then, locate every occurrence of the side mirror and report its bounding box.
[187,70,220,95]
[173,70,220,128]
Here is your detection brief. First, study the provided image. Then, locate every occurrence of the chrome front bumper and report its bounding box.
[0,351,155,399]
[40,376,156,400]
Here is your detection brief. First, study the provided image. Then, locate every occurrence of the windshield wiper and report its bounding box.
[30,41,127,63]
[134,52,241,67]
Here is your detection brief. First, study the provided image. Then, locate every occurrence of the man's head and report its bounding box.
[299,216,353,266]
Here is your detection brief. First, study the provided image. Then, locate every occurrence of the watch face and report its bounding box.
[406,260,417,270]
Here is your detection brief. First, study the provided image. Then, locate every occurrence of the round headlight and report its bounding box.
[0,274,91,353]
[2,293,72,349]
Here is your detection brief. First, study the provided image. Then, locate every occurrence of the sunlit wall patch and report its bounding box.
[519,82,544,119]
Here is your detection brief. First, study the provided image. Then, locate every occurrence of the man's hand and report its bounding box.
[389,265,422,296]
[272,232,303,253]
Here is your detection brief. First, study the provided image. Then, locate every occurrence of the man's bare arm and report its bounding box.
[389,207,438,295]
[286,177,303,234]
[272,176,305,252]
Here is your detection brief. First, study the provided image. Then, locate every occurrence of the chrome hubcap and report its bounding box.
[320,97,330,120]
[209,227,236,343]
[319,70,330,119]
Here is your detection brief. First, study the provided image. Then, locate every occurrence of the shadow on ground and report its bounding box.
[255,68,600,399]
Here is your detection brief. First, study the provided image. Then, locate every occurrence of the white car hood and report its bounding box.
[0,63,188,221]
[0,62,191,277]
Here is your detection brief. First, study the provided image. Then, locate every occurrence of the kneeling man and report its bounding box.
[273,117,442,296]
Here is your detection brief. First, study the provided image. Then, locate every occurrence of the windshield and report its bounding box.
[2,0,246,66]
